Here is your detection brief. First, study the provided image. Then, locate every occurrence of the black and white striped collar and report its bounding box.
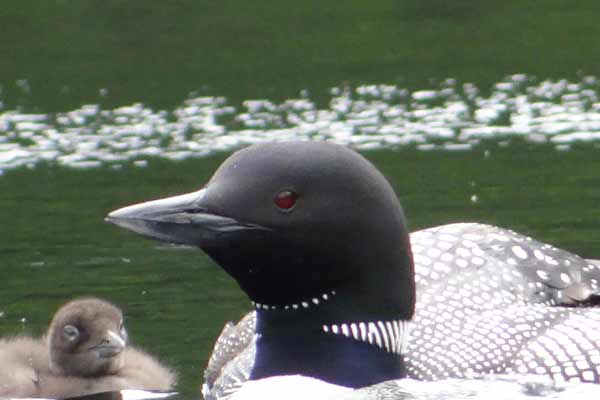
[322,319,410,355]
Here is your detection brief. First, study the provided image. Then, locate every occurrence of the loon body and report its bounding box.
[203,223,600,398]
[106,142,600,399]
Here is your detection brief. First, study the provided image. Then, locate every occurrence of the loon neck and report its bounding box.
[250,305,409,388]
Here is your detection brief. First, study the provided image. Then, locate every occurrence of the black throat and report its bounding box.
[250,304,408,388]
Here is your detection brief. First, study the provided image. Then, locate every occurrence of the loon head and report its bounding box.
[47,298,128,377]
[107,142,415,323]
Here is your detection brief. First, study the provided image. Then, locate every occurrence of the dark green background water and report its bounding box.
[2,1,600,398]
[2,1,600,111]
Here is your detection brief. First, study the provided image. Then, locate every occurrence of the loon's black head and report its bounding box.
[107,142,415,322]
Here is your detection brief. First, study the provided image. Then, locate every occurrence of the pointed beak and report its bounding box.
[105,188,270,246]
[93,330,126,359]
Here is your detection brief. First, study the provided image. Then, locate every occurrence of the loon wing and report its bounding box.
[407,223,600,381]
[410,223,600,306]
[203,313,256,400]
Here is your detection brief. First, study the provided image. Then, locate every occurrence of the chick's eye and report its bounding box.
[275,190,298,211]
[63,324,79,341]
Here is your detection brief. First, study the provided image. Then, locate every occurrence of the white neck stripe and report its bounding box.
[322,320,410,355]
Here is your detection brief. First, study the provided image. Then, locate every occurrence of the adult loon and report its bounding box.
[0,297,175,398]
[106,142,600,398]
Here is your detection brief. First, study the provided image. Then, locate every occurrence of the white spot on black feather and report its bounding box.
[512,245,528,259]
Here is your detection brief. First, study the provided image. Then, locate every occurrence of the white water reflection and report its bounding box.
[1,74,600,173]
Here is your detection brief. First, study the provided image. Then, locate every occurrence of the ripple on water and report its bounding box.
[1,74,600,172]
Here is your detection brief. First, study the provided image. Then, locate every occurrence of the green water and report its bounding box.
[2,1,600,111]
[1,145,599,396]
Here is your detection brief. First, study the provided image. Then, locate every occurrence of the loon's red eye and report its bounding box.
[275,190,298,211]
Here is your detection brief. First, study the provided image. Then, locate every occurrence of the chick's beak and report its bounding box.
[93,330,126,359]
